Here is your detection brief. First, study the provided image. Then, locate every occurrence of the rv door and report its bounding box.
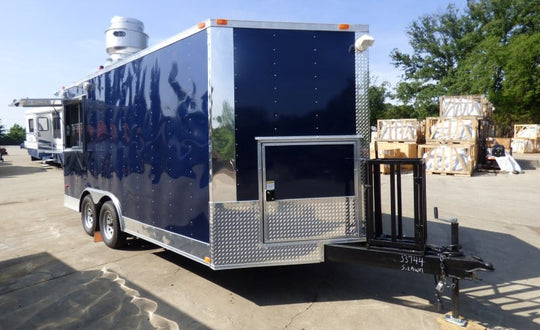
[36,114,54,155]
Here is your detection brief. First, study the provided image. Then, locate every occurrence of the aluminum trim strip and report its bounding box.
[208,26,237,203]
[123,217,211,266]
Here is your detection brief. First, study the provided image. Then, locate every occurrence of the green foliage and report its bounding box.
[390,4,473,114]
[0,123,25,145]
[212,101,235,161]
[0,120,5,138]
[388,0,539,128]
[368,82,389,125]
[369,81,431,122]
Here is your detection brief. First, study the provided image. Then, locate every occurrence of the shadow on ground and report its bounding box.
[515,158,540,170]
[155,220,539,329]
[0,161,57,177]
[0,252,208,330]
[1,220,537,329]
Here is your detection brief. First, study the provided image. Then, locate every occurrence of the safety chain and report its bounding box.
[434,253,446,311]
[433,250,460,311]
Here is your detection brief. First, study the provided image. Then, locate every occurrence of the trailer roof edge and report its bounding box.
[60,18,369,94]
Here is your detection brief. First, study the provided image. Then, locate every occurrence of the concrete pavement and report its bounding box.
[0,145,539,329]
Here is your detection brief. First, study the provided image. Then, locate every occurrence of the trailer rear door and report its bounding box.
[257,136,362,243]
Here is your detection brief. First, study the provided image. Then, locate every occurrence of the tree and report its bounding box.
[368,81,389,126]
[390,0,540,128]
[369,81,420,123]
[390,4,474,117]
[8,124,25,144]
[0,123,25,145]
[462,0,540,130]
[0,119,5,138]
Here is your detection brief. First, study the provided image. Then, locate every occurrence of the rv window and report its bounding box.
[64,103,83,149]
[38,117,49,131]
[28,119,34,133]
[53,113,61,139]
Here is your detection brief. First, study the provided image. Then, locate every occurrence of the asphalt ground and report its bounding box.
[0,145,539,329]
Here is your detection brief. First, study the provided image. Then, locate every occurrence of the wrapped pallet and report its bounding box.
[440,95,493,118]
[426,116,479,144]
[376,119,422,142]
[418,143,477,176]
[512,124,540,153]
[511,139,539,153]
[514,124,540,138]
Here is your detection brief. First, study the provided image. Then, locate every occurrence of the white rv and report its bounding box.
[12,99,64,165]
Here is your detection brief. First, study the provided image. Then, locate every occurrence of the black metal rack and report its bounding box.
[366,158,427,252]
[325,158,494,326]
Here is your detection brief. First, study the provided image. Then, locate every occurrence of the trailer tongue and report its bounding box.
[325,158,494,326]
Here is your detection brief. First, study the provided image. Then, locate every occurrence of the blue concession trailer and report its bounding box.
[62,19,372,269]
[59,19,493,322]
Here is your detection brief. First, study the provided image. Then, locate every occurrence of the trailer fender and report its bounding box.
[80,188,125,231]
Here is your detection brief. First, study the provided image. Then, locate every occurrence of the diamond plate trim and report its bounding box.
[210,201,322,268]
[355,44,370,152]
[264,197,357,243]
[355,36,370,236]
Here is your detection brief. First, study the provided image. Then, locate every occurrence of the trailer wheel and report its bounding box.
[99,201,126,249]
[81,195,98,236]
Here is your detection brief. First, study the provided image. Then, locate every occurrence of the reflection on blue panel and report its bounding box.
[234,28,357,201]
[71,31,210,242]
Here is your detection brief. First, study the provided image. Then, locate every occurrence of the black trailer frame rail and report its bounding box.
[325,158,493,326]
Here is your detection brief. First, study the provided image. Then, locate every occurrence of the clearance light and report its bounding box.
[204,256,211,263]
[198,22,206,29]
[216,19,228,26]
[338,24,350,30]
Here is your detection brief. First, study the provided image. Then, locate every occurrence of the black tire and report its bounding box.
[99,201,126,249]
[81,195,98,236]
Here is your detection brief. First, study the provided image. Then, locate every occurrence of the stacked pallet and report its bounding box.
[511,124,540,153]
[439,94,493,118]
[418,95,493,176]
[370,119,422,173]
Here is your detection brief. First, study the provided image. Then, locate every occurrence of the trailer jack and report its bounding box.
[325,159,494,326]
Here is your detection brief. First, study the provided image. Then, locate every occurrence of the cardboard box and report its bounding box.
[370,141,417,173]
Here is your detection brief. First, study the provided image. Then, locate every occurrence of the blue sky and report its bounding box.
[0,0,467,129]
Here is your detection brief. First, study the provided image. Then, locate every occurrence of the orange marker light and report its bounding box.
[216,19,228,25]
[338,24,350,30]
[204,256,211,263]
[198,22,206,29]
